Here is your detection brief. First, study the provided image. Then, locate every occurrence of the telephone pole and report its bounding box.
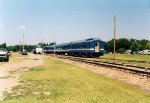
[19,39,21,51]
[114,16,116,60]
[22,32,24,50]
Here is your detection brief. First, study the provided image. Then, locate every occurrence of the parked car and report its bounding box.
[143,49,150,55]
[21,50,28,55]
[131,51,138,55]
[138,51,144,54]
[124,50,132,54]
[0,48,9,62]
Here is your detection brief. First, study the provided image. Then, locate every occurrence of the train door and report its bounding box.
[95,41,100,52]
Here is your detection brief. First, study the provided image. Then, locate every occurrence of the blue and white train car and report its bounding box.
[43,38,105,57]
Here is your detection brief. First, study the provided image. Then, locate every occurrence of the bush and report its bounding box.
[118,48,126,54]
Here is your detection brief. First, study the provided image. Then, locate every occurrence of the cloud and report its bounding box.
[17,25,26,29]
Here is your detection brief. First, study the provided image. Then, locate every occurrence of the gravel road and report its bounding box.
[0,54,44,100]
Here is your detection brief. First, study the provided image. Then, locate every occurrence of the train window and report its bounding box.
[95,42,97,46]
[79,45,81,48]
[83,44,87,48]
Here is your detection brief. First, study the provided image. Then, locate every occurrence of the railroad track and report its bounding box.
[99,57,150,64]
[51,55,150,78]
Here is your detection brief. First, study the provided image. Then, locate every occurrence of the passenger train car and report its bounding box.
[43,38,105,57]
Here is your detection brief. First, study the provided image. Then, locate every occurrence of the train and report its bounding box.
[43,38,105,57]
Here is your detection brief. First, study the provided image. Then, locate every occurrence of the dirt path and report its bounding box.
[0,54,44,100]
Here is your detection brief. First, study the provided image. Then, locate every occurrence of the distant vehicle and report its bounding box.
[143,49,150,55]
[138,51,144,54]
[32,49,36,54]
[0,48,9,62]
[43,38,105,57]
[131,51,138,55]
[33,48,43,54]
[21,50,28,55]
[124,50,132,54]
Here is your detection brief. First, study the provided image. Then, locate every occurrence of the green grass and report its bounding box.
[100,54,150,67]
[1,59,150,103]
[102,54,150,62]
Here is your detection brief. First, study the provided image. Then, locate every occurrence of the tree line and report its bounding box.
[105,38,150,53]
[0,43,36,52]
[0,38,150,53]
[0,42,56,52]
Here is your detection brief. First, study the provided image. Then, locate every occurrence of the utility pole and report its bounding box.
[19,39,21,51]
[22,32,24,50]
[114,16,116,60]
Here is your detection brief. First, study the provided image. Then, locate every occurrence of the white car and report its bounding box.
[0,48,9,62]
[143,49,150,55]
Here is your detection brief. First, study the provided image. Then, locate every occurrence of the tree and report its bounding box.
[105,38,149,53]
[137,39,148,50]
[49,42,56,45]
[146,42,150,49]
[118,48,126,54]
[130,42,139,51]
[0,43,7,48]
[105,39,114,53]
[117,38,130,50]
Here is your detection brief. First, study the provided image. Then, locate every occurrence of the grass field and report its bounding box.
[2,58,150,103]
[102,54,150,62]
[100,54,150,67]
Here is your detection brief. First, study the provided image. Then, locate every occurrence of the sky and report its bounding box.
[0,0,150,45]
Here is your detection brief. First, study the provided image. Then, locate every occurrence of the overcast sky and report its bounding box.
[0,0,150,45]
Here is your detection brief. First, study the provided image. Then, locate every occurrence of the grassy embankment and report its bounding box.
[1,58,150,103]
[0,52,29,65]
[100,54,150,67]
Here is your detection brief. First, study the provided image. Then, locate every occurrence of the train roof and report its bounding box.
[69,38,102,44]
[44,38,103,48]
[44,43,69,48]
[56,43,69,46]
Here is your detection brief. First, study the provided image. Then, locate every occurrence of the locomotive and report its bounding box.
[43,38,105,57]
